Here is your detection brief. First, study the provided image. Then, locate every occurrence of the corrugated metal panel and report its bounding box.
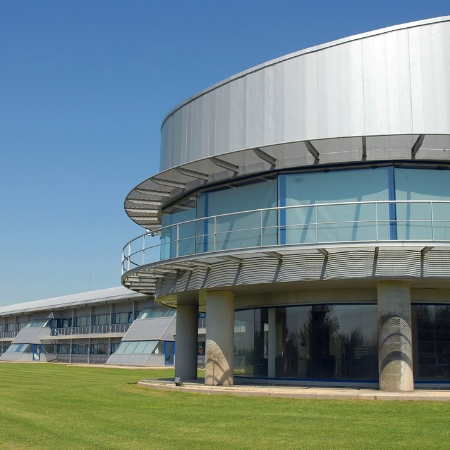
[159,19,450,171]
[424,250,450,277]
[155,248,450,298]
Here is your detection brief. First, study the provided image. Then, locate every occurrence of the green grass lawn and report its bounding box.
[1,363,450,449]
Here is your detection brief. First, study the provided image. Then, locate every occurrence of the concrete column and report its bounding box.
[205,291,235,386]
[377,281,413,392]
[174,303,198,380]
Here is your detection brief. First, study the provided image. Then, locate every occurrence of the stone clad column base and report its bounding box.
[377,281,414,392]
[175,303,198,380]
[205,291,235,386]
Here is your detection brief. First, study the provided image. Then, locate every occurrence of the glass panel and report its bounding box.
[57,344,71,354]
[72,344,87,354]
[25,320,49,328]
[161,209,196,259]
[74,316,89,327]
[133,341,150,354]
[326,305,378,380]
[237,304,378,381]
[199,180,277,252]
[254,309,269,377]
[115,341,130,354]
[126,341,139,353]
[7,343,30,353]
[113,341,160,354]
[93,315,109,326]
[274,306,311,378]
[282,168,389,245]
[432,203,450,240]
[413,304,450,381]
[151,341,164,354]
[396,202,433,240]
[137,308,176,319]
[395,168,450,241]
[234,310,255,377]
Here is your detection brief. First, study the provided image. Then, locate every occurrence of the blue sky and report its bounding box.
[1,0,449,306]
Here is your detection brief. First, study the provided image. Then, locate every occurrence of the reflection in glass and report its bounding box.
[281,168,390,245]
[413,304,450,381]
[234,310,255,376]
[235,304,378,381]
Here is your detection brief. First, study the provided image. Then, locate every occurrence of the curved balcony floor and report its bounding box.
[121,241,450,307]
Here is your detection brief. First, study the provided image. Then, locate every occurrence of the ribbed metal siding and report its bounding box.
[155,248,450,299]
[160,19,450,172]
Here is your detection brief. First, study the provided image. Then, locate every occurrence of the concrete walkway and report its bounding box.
[138,378,450,401]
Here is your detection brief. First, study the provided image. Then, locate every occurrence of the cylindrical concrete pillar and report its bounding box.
[205,290,235,386]
[377,281,413,392]
[175,303,199,380]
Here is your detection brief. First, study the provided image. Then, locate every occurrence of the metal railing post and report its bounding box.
[214,217,217,252]
[176,224,179,257]
[315,205,318,243]
[376,202,379,241]
[431,201,435,240]
[142,234,146,265]
[260,209,263,247]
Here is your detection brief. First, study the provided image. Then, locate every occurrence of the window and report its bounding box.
[280,168,390,244]
[114,340,159,355]
[235,304,378,381]
[57,344,71,354]
[6,343,30,353]
[110,343,120,354]
[92,314,109,326]
[112,312,132,324]
[137,308,176,320]
[90,344,109,355]
[413,304,450,381]
[25,320,49,328]
[72,344,88,354]
[74,316,90,327]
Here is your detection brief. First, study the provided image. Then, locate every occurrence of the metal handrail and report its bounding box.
[122,200,450,274]
[50,324,130,336]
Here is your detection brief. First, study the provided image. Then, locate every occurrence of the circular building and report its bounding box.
[122,17,450,391]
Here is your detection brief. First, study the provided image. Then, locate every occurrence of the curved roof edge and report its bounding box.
[161,16,450,128]
[0,286,150,317]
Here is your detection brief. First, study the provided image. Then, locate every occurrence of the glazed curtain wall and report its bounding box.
[235,303,450,382]
[234,305,378,381]
[197,179,278,252]
[160,167,450,259]
[413,304,450,382]
[280,168,391,243]
[395,169,450,240]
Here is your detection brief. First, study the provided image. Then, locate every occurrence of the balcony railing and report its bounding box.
[0,331,20,339]
[50,324,130,336]
[122,200,450,274]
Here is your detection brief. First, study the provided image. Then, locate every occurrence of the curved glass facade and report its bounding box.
[158,165,450,261]
[234,303,450,383]
[413,304,450,382]
[234,305,378,381]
